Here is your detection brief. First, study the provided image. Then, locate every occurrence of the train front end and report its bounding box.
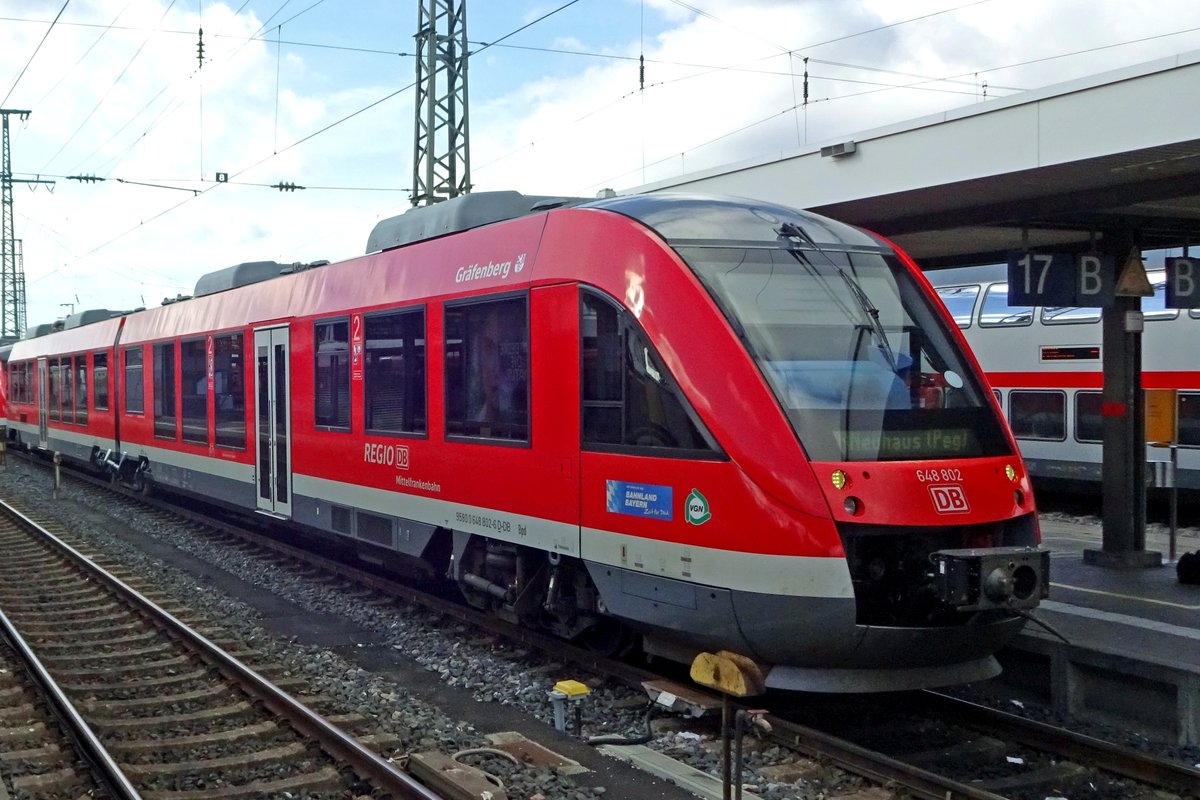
[590,195,1048,692]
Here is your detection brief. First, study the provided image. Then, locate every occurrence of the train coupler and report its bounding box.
[932,546,1050,611]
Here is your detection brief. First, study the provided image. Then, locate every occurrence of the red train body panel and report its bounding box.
[7,192,1047,692]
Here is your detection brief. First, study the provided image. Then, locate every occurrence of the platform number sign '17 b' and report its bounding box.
[1007,252,1114,307]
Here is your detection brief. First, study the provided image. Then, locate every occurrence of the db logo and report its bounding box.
[929,484,970,514]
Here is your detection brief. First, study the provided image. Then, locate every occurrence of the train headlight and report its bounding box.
[831,469,848,490]
[1005,464,1017,481]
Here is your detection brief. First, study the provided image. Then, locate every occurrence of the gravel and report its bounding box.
[5,459,1195,800]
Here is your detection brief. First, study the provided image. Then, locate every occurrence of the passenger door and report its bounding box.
[36,357,48,447]
[254,326,292,517]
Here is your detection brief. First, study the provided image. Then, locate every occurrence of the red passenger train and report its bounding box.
[5,192,1048,692]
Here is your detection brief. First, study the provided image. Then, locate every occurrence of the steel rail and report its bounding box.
[763,714,1010,800]
[17,458,1021,800]
[0,497,445,800]
[0,601,144,799]
[924,690,1200,794]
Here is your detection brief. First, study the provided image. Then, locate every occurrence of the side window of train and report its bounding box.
[933,285,979,328]
[1009,390,1066,441]
[74,354,87,426]
[60,356,74,424]
[93,352,108,411]
[978,284,1033,327]
[314,318,351,431]
[153,341,178,439]
[1075,391,1103,442]
[1179,394,1200,447]
[365,308,427,436]
[580,289,717,455]
[213,334,246,449]
[181,339,207,445]
[15,361,30,404]
[48,358,62,421]
[1041,306,1100,324]
[124,345,144,415]
[445,295,528,442]
[992,389,1002,410]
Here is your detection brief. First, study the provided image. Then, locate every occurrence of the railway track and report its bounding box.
[772,690,1200,800]
[0,497,442,800]
[0,631,115,799]
[5,455,1199,800]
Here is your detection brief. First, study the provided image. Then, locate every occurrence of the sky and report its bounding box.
[3,0,1200,330]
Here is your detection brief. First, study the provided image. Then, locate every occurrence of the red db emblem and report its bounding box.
[929,484,970,514]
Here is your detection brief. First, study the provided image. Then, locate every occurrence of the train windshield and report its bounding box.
[679,246,1012,462]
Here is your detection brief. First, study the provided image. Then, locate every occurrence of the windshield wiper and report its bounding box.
[836,265,898,372]
[777,223,898,371]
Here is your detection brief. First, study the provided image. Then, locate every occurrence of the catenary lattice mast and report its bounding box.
[1,109,53,339]
[412,0,470,207]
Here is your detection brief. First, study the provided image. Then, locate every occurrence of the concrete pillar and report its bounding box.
[1084,235,1161,568]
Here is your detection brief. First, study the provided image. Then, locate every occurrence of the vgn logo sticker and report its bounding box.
[685,489,711,525]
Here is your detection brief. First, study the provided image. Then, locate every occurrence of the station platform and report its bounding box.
[990,514,1200,746]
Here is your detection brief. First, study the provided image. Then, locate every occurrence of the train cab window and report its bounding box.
[315,318,350,430]
[181,339,207,444]
[1009,390,1066,441]
[580,290,716,454]
[60,358,73,424]
[978,284,1033,327]
[933,285,979,328]
[213,333,245,449]
[93,352,109,411]
[1041,306,1100,324]
[1074,391,1103,442]
[124,346,144,414]
[445,296,528,442]
[365,309,426,436]
[1179,394,1200,447]
[1144,279,1178,321]
[74,354,87,425]
[153,342,177,438]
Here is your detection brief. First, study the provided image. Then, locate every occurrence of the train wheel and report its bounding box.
[580,617,637,657]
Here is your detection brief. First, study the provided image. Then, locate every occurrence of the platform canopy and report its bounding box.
[638,50,1200,268]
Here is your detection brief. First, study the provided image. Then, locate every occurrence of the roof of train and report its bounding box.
[9,191,891,359]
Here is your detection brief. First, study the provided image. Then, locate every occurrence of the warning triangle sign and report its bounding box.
[1114,247,1154,297]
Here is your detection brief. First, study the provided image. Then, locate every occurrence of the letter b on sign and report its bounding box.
[929,484,970,514]
[1166,257,1199,308]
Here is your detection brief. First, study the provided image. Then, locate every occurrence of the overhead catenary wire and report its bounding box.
[40,0,182,174]
[3,0,72,106]
[16,0,1200,296]
[44,0,333,180]
[62,1,585,266]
